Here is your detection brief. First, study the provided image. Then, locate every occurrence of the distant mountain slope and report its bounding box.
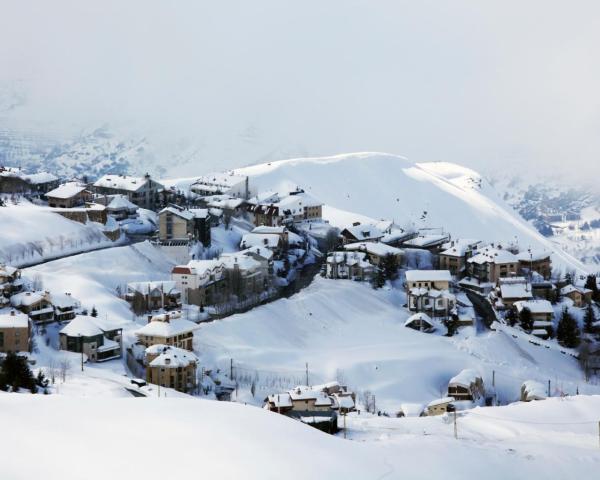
[235,152,588,274]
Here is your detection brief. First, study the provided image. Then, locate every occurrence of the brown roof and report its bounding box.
[172,266,192,274]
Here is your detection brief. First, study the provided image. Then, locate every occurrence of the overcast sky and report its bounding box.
[1,1,599,180]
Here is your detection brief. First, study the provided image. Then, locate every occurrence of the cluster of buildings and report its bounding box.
[264,382,356,433]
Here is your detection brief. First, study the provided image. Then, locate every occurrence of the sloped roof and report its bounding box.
[405,270,452,282]
[46,182,87,199]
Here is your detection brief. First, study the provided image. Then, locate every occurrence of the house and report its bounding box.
[10,291,54,323]
[517,250,552,280]
[560,285,593,307]
[191,172,252,198]
[219,253,268,299]
[0,166,31,193]
[46,182,92,208]
[439,239,481,276]
[104,195,139,220]
[343,242,404,266]
[144,344,198,393]
[340,223,384,244]
[172,260,227,306]
[312,382,356,413]
[22,172,60,194]
[514,300,555,338]
[466,246,519,284]
[425,397,455,416]
[240,232,285,255]
[401,233,451,253]
[0,310,31,353]
[245,189,323,226]
[405,270,455,317]
[264,385,338,433]
[49,292,79,321]
[93,174,164,210]
[447,369,484,402]
[326,251,374,281]
[135,312,199,350]
[496,277,533,308]
[59,315,122,362]
[404,312,436,333]
[157,205,212,246]
[520,380,546,402]
[0,265,23,296]
[126,281,182,312]
[203,195,247,218]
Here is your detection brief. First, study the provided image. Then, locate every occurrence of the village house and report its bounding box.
[438,239,481,276]
[425,397,455,416]
[102,194,139,220]
[466,246,519,284]
[404,312,436,333]
[311,382,356,413]
[0,265,23,296]
[22,172,60,195]
[49,292,79,321]
[93,174,164,210]
[405,270,455,317]
[560,285,593,307]
[46,182,93,208]
[0,310,31,353]
[126,281,182,312]
[172,260,227,306]
[514,300,555,339]
[59,315,123,362]
[157,205,212,246]
[219,253,268,299]
[340,223,384,244]
[343,242,404,266]
[401,233,451,253]
[264,385,338,433]
[517,250,552,280]
[240,232,285,256]
[245,189,323,226]
[0,166,33,193]
[144,344,199,393]
[10,291,54,323]
[198,194,247,219]
[135,312,199,350]
[191,172,252,198]
[447,369,485,402]
[326,251,374,281]
[495,277,533,309]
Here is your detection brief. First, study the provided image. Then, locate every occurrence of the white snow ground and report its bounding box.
[0,392,599,480]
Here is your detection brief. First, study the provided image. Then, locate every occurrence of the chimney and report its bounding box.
[165,358,171,365]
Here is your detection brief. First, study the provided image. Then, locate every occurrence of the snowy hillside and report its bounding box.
[198,277,595,411]
[234,152,588,274]
[1,392,599,480]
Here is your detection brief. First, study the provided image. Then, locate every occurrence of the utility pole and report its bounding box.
[230,358,233,380]
[492,370,495,388]
[305,362,309,386]
[453,410,458,439]
[598,421,600,450]
[548,379,551,397]
[343,412,347,439]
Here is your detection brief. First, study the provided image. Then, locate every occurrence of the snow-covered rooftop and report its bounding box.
[516,250,551,262]
[10,291,46,307]
[0,310,29,329]
[240,233,281,249]
[46,182,87,199]
[468,246,518,265]
[147,344,198,368]
[427,396,455,408]
[127,280,178,295]
[403,234,450,248]
[94,174,158,192]
[107,195,138,211]
[405,270,452,283]
[341,224,384,241]
[448,369,481,388]
[514,300,554,315]
[344,242,404,257]
[136,317,199,338]
[22,172,58,184]
[60,315,105,337]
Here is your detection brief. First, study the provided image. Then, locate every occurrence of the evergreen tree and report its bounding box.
[444,314,459,337]
[0,353,37,393]
[584,274,599,301]
[382,253,399,281]
[557,307,580,348]
[505,308,518,327]
[519,307,533,332]
[90,306,98,318]
[583,304,595,334]
[564,272,574,286]
[371,266,385,289]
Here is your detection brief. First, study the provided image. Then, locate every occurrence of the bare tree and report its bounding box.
[59,358,72,383]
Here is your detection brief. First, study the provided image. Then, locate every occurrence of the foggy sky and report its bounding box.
[1,0,600,180]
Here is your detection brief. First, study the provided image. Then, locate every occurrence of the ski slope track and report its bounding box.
[235,152,588,274]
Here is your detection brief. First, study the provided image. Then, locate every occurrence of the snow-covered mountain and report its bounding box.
[232,152,589,275]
